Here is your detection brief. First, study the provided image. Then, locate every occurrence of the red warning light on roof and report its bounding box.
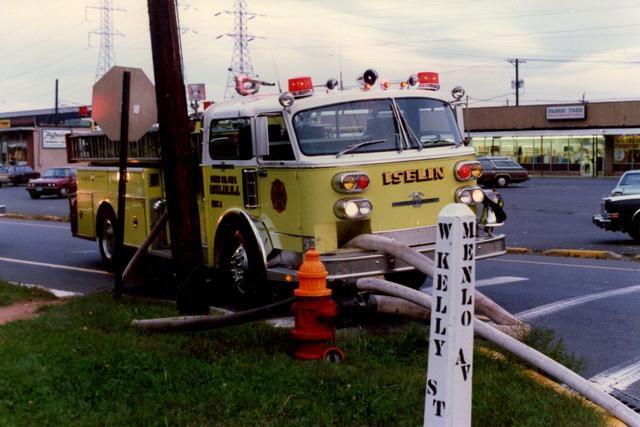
[288,77,314,97]
[417,72,440,91]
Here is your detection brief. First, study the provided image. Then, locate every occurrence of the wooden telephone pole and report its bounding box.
[147,0,207,314]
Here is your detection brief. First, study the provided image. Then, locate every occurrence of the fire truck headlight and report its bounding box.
[334,198,373,219]
[456,186,484,205]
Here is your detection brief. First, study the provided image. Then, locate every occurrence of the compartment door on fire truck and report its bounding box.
[256,114,302,251]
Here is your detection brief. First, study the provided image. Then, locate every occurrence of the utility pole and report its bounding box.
[508,58,525,106]
[147,0,208,314]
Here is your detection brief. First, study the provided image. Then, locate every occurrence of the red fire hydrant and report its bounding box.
[291,249,343,362]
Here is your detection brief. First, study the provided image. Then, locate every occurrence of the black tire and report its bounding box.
[217,218,266,301]
[98,208,117,270]
[495,176,509,188]
[384,270,429,289]
[628,216,640,242]
[29,192,41,199]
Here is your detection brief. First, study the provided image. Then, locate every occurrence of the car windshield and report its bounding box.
[292,97,460,156]
[619,173,640,186]
[43,168,70,178]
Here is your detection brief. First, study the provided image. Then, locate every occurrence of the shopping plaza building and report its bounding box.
[466,100,640,177]
[1,100,639,177]
[0,106,91,172]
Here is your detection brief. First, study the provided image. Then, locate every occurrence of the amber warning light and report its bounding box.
[288,77,314,97]
[417,72,440,91]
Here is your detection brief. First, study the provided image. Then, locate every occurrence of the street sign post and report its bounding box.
[92,66,157,298]
[424,203,476,427]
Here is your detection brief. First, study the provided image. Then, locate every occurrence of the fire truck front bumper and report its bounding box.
[266,230,506,283]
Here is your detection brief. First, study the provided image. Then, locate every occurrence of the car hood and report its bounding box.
[29,177,66,184]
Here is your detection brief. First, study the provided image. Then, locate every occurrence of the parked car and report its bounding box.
[477,156,529,188]
[0,165,9,187]
[26,166,77,199]
[610,170,640,196]
[6,165,40,185]
[593,194,640,241]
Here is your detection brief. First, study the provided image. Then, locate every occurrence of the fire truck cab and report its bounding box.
[200,73,506,297]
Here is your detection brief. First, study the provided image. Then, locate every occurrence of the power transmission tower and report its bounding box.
[216,0,264,99]
[88,0,124,81]
[507,58,526,106]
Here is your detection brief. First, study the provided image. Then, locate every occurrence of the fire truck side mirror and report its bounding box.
[254,116,270,158]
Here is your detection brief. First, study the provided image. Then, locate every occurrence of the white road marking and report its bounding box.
[489,257,640,273]
[420,276,528,293]
[11,282,83,298]
[0,256,111,276]
[476,276,529,287]
[517,284,640,321]
[591,356,640,391]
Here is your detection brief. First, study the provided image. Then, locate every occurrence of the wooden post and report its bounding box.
[147,0,207,314]
[424,203,476,427]
[113,71,131,300]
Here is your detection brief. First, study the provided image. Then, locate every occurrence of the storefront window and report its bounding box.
[613,136,640,168]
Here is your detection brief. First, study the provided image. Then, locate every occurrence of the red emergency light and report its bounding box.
[288,77,314,97]
[78,105,90,117]
[417,72,440,91]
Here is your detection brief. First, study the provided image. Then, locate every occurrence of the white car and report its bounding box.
[610,170,640,196]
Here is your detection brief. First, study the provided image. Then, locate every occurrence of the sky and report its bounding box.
[1,0,640,113]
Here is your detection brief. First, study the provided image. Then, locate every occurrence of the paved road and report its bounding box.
[478,255,640,406]
[0,184,70,218]
[493,176,640,256]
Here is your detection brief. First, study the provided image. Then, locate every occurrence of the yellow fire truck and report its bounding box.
[68,70,506,298]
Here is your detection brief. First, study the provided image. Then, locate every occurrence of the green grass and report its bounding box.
[0,280,56,307]
[0,288,606,426]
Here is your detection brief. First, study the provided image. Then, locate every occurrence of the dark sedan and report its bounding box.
[5,165,40,185]
[26,166,77,199]
[593,194,640,241]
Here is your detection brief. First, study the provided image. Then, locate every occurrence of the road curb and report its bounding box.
[4,212,68,222]
[506,247,530,254]
[507,246,639,261]
[542,249,623,260]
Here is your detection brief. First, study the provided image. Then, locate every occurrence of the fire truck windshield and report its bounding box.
[292,97,460,156]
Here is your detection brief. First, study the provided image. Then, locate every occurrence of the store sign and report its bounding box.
[41,129,71,149]
[0,119,10,129]
[546,105,586,120]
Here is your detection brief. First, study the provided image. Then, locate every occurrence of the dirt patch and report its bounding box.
[0,300,64,325]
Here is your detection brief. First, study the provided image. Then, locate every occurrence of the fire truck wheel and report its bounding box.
[218,220,266,300]
[98,209,118,270]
